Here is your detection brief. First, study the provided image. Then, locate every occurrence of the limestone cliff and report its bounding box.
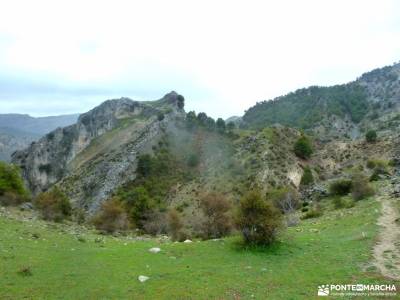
[12,92,185,211]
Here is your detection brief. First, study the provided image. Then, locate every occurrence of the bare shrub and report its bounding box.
[301,204,323,219]
[167,209,185,241]
[199,193,232,239]
[351,173,375,201]
[92,198,131,233]
[142,211,168,235]
[0,191,25,206]
[267,187,300,226]
[35,187,71,222]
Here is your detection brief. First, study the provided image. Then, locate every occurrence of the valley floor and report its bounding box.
[0,185,399,299]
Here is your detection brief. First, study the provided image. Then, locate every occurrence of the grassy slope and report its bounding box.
[0,197,391,300]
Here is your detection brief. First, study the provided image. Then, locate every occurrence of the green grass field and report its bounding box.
[0,197,393,299]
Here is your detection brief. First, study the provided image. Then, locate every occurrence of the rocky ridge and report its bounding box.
[12,92,185,211]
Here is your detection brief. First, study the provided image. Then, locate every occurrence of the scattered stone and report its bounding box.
[138,275,149,283]
[183,239,192,243]
[149,247,161,253]
[19,202,33,211]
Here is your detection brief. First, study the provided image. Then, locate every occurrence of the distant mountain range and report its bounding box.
[0,113,79,161]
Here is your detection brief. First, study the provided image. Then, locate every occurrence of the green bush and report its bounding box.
[35,187,71,222]
[301,206,323,219]
[365,130,377,143]
[236,191,283,246]
[0,162,28,200]
[157,112,165,121]
[329,179,352,196]
[333,196,345,209]
[366,159,388,170]
[293,136,313,159]
[137,154,154,177]
[187,153,200,168]
[300,167,314,186]
[121,187,155,228]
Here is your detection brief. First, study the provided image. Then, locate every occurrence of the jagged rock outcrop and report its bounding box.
[12,92,185,211]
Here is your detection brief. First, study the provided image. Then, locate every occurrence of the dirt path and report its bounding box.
[372,183,400,280]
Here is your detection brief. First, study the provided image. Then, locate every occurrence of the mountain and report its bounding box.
[10,63,400,218]
[0,113,79,161]
[0,113,80,135]
[12,92,185,211]
[242,62,400,138]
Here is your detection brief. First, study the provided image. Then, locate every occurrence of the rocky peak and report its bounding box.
[11,92,185,200]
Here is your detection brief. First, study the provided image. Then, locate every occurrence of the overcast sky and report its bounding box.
[0,0,399,118]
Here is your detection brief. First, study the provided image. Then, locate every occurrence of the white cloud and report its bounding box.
[0,0,399,117]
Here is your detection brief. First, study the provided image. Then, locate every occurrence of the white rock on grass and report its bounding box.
[149,247,161,253]
[183,239,192,243]
[138,275,150,283]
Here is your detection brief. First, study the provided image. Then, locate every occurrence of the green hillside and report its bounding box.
[0,194,390,299]
[243,83,369,129]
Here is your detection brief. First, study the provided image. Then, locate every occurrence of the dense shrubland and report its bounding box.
[328,172,375,202]
[243,83,369,129]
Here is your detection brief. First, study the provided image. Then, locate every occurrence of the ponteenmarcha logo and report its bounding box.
[318,283,397,297]
[318,285,330,296]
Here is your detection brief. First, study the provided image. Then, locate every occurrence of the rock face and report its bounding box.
[12,92,185,212]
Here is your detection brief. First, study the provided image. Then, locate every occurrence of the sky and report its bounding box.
[0,0,399,119]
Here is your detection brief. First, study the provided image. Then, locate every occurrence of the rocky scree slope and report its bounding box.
[12,92,185,212]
